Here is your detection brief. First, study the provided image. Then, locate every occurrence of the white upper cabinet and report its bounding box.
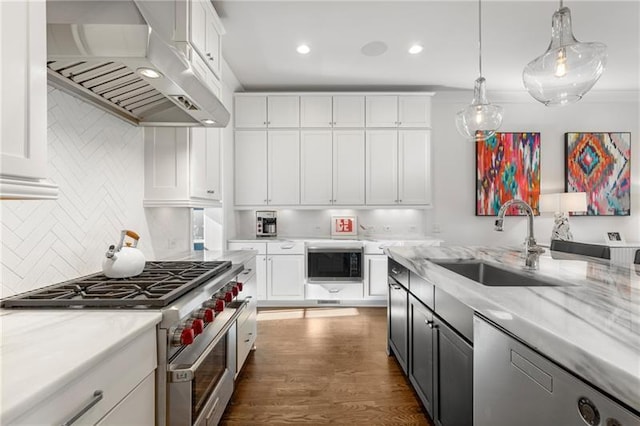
[235,131,268,205]
[366,95,431,128]
[300,96,333,128]
[300,95,365,128]
[235,96,267,128]
[0,0,58,199]
[235,95,299,128]
[144,127,221,207]
[399,130,431,205]
[333,130,365,205]
[366,130,398,204]
[366,130,432,206]
[267,96,300,128]
[333,96,365,127]
[234,130,299,206]
[300,130,333,204]
[189,0,223,79]
[300,130,365,206]
[267,130,300,204]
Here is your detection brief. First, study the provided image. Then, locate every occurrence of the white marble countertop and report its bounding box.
[386,245,640,413]
[228,236,444,243]
[164,249,257,264]
[0,310,161,423]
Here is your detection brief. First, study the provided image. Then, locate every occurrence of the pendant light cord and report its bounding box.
[478,0,483,77]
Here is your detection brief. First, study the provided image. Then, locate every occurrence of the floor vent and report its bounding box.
[317,300,340,305]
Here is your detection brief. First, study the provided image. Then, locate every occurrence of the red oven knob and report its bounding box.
[224,291,233,303]
[184,319,204,336]
[231,286,239,297]
[172,327,195,346]
[236,282,243,292]
[214,298,225,312]
[193,307,215,323]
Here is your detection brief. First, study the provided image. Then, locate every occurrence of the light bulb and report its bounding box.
[554,49,567,77]
[475,107,483,124]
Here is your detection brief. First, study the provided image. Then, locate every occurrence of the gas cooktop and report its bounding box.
[1,261,232,309]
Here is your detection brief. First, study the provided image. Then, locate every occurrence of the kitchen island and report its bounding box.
[385,245,640,420]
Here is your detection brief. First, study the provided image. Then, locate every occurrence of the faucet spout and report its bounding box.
[494,199,544,267]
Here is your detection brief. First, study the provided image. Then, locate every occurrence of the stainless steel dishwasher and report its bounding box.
[474,316,640,426]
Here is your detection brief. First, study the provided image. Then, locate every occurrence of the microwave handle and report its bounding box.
[168,299,249,383]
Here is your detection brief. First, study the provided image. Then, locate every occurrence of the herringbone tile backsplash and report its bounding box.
[1,87,189,298]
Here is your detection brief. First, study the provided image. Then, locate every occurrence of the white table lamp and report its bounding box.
[539,192,588,241]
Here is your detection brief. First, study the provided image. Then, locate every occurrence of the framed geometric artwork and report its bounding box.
[565,132,631,216]
[476,132,541,216]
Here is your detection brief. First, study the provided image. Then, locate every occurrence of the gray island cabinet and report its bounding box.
[385,246,640,426]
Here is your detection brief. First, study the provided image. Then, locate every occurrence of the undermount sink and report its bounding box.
[433,261,562,287]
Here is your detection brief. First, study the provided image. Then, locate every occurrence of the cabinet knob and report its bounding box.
[263,199,267,203]
[398,199,402,203]
[263,122,267,125]
[425,320,434,328]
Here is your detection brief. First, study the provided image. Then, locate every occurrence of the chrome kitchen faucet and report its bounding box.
[495,199,545,269]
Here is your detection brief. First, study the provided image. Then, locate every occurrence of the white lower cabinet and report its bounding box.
[14,328,156,425]
[267,255,305,300]
[96,373,155,425]
[236,256,258,377]
[305,283,363,300]
[255,254,268,300]
[364,255,388,299]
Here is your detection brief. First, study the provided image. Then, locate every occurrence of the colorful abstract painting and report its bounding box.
[476,132,541,216]
[565,132,631,216]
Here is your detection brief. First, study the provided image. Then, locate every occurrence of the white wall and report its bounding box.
[430,90,639,246]
[0,87,190,298]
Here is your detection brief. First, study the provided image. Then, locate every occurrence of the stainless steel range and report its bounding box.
[1,260,250,426]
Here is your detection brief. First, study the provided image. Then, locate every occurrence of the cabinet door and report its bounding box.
[434,317,473,426]
[144,128,190,201]
[333,130,365,205]
[399,130,431,205]
[267,96,299,128]
[300,130,333,205]
[268,255,304,300]
[190,128,208,199]
[255,255,267,300]
[388,282,408,374]
[1,0,47,180]
[333,95,365,128]
[364,255,387,298]
[268,131,300,205]
[366,130,398,205]
[398,95,431,128]
[365,96,398,128]
[300,96,332,128]
[235,96,267,128]
[409,297,435,418]
[205,8,221,78]
[205,128,221,200]
[189,0,208,64]
[96,373,154,426]
[235,131,267,205]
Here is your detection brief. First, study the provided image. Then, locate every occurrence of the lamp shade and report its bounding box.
[522,6,607,106]
[539,192,587,213]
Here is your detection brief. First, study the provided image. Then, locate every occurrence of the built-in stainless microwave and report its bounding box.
[306,243,363,283]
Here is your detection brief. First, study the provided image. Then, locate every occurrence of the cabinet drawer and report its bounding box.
[267,241,304,255]
[236,310,256,374]
[228,242,267,255]
[96,372,154,425]
[410,272,434,310]
[305,283,364,300]
[15,328,157,425]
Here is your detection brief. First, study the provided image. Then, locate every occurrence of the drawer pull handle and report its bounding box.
[62,390,103,426]
[391,268,400,274]
[245,339,251,343]
[391,284,402,290]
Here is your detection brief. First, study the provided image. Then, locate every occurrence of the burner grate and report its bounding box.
[1,261,232,308]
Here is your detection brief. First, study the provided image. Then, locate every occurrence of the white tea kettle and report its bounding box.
[102,230,146,278]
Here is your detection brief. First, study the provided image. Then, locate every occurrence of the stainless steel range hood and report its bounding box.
[46,0,230,127]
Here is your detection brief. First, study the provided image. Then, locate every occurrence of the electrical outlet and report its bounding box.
[383,225,391,232]
[314,226,321,232]
[432,224,441,234]
[409,226,417,233]
[368,226,376,233]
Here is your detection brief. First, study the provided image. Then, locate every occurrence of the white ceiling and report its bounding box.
[213,0,640,92]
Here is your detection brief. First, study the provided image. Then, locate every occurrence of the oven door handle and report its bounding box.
[168,299,249,383]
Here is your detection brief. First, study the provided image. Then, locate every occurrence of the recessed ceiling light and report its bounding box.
[408,44,423,55]
[361,41,388,57]
[137,67,163,79]
[297,44,311,55]
[202,119,216,125]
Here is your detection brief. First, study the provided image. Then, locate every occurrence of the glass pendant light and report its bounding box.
[455,0,503,140]
[523,1,607,106]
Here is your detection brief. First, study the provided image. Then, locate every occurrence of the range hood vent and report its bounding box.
[46,1,230,128]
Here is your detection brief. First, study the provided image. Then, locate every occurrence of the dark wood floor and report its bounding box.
[221,307,433,425]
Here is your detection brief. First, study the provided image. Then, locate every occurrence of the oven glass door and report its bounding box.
[191,336,227,419]
[307,249,362,282]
